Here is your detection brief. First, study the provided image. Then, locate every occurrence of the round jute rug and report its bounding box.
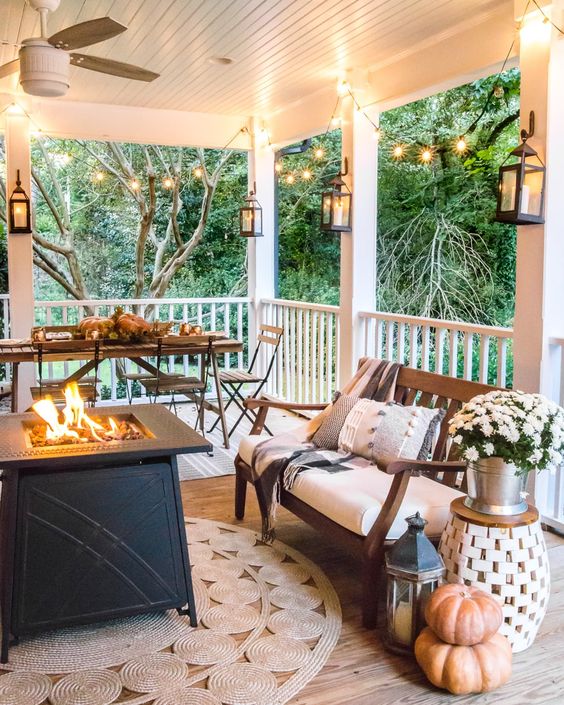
[0,518,341,705]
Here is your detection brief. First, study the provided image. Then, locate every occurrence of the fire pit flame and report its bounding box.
[30,382,143,447]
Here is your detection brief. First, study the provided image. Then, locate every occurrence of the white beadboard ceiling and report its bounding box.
[0,0,513,117]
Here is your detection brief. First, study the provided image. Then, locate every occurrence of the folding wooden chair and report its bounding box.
[209,324,283,438]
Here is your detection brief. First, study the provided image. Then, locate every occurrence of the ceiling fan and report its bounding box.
[0,0,159,97]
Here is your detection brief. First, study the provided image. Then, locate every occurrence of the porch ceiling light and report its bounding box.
[496,110,546,225]
[8,169,32,234]
[320,157,352,233]
[240,182,263,238]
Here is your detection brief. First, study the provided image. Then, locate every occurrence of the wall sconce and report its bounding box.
[8,170,32,234]
[320,157,352,232]
[496,111,546,225]
[240,182,263,237]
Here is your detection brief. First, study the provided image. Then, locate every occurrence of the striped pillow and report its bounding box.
[311,394,359,450]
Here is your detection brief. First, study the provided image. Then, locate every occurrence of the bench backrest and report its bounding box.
[393,367,500,484]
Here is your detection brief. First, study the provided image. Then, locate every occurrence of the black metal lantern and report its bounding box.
[240,182,263,238]
[8,169,32,234]
[385,512,445,654]
[496,111,545,225]
[320,157,352,232]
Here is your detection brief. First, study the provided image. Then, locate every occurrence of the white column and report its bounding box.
[338,96,378,384]
[513,1,564,396]
[5,110,35,411]
[247,122,276,367]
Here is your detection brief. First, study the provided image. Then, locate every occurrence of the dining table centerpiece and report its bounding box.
[448,390,564,515]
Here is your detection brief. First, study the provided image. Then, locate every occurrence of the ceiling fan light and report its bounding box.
[19,41,70,96]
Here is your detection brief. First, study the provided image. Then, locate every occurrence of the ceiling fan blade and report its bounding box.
[70,54,159,82]
[48,17,127,51]
[0,58,20,79]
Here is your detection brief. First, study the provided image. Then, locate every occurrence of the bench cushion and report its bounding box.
[288,466,462,539]
[238,426,462,540]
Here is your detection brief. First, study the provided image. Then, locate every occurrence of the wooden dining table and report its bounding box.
[0,337,243,449]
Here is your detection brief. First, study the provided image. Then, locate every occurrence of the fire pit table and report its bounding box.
[0,404,210,663]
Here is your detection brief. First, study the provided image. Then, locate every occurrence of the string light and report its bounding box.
[275,161,283,173]
[336,80,350,97]
[314,148,324,160]
[130,178,140,190]
[373,128,382,142]
[302,169,312,180]
[331,116,341,127]
[419,147,434,164]
[193,166,203,178]
[392,144,405,160]
[61,153,71,165]
[285,173,295,184]
[94,171,105,182]
[162,176,174,189]
[455,136,468,154]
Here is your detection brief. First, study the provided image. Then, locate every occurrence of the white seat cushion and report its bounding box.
[288,466,463,539]
[238,421,309,466]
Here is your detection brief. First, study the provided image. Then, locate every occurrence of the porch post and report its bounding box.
[247,122,276,368]
[512,0,564,396]
[5,109,35,411]
[339,95,378,384]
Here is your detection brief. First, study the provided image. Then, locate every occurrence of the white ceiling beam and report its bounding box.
[267,3,517,146]
[0,94,252,150]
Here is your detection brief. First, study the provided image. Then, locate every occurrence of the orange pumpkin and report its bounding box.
[415,627,512,694]
[77,316,115,337]
[425,584,503,645]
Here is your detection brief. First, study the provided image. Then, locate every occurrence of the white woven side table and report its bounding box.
[439,498,550,653]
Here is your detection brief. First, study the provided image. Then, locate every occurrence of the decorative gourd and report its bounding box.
[415,627,512,694]
[425,584,503,645]
[77,316,115,337]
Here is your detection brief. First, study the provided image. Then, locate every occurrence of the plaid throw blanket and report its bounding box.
[251,358,402,542]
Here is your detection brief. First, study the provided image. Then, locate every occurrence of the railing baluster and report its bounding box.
[297,308,303,403]
[449,330,459,378]
[224,303,231,369]
[304,309,310,403]
[479,335,490,384]
[326,312,334,402]
[397,323,406,365]
[385,320,395,361]
[375,320,383,359]
[497,337,507,387]
[318,311,325,402]
[237,303,244,369]
[463,332,473,380]
[435,328,446,375]
[312,310,318,403]
[409,325,418,368]
[421,325,431,371]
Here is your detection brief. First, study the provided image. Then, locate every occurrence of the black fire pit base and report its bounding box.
[0,405,211,663]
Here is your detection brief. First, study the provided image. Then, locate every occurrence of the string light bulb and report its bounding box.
[302,169,312,180]
[275,161,283,173]
[392,144,405,160]
[130,178,140,190]
[331,116,341,128]
[455,137,467,154]
[94,171,105,182]
[420,147,434,164]
[314,147,324,160]
[373,127,381,142]
[61,154,71,164]
[285,173,295,184]
[336,80,349,96]
[193,166,203,178]
[162,176,174,189]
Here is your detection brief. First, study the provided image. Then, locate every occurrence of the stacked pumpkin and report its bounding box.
[415,584,512,695]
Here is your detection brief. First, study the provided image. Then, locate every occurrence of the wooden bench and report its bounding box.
[233,365,498,629]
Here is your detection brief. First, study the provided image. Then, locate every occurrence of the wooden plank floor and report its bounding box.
[181,475,564,705]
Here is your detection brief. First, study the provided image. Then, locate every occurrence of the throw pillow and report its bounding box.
[338,400,445,463]
[311,394,359,449]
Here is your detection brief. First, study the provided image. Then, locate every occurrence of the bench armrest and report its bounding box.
[378,457,466,475]
[244,397,327,412]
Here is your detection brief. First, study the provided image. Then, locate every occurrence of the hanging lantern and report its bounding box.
[496,111,546,225]
[320,157,352,232]
[240,182,263,237]
[385,512,445,654]
[8,169,32,234]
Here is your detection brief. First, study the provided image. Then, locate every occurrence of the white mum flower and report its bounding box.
[483,443,495,456]
[464,447,479,462]
[453,435,463,444]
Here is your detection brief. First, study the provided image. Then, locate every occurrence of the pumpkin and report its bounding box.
[415,627,512,694]
[425,584,503,645]
[114,313,152,339]
[77,316,115,337]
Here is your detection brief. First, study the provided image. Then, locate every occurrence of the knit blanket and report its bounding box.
[250,358,402,542]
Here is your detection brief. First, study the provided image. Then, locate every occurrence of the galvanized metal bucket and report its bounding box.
[465,457,528,515]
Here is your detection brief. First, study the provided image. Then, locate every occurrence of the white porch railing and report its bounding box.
[32,297,251,403]
[359,311,513,387]
[259,298,340,404]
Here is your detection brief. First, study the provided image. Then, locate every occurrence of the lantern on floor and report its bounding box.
[496,111,545,225]
[320,157,352,232]
[240,182,263,237]
[8,169,32,234]
[385,512,445,654]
